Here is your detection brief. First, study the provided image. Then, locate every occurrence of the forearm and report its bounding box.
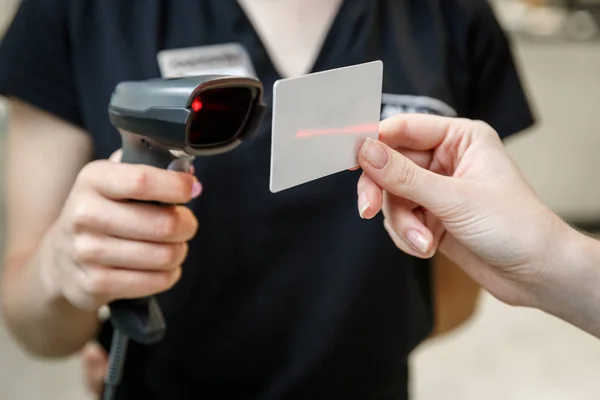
[1,236,99,358]
[533,227,600,338]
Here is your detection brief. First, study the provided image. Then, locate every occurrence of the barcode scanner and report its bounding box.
[103,75,266,400]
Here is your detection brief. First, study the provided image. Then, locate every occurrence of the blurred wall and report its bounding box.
[504,41,600,223]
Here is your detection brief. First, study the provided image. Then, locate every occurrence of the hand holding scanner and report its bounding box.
[103,74,266,400]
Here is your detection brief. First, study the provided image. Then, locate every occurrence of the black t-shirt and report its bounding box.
[0,1,535,399]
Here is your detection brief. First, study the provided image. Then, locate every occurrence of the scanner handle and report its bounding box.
[120,131,192,170]
[109,132,194,345]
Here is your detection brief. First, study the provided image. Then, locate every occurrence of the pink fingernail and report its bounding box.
[191,181,203,198]
[358,191,370,218]
[407,230,430,254]
[361,138,388,169]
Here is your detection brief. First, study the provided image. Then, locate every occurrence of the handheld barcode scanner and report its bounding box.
[103,75,266,400]
[110,75,266,167]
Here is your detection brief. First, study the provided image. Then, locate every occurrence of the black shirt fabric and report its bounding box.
[0,1,535,399]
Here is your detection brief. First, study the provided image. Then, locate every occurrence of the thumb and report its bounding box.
[357,137,454,211]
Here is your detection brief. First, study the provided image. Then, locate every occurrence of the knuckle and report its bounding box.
[471,119,498,139]
[128,167,150,197]
[393,157,417,187]
[73,235,102,263]
[454,117,472,125]
[175,176,192,199]
[77,161,100,183]
[180,242,190,261]
[70,201,98,232]
[162,267,182,290]
[156,274,172,290]
[82,268,110,298]
[77,160,111,188]
[472,119,491,131]
[173,243,189,266]
[184,209,199,238]
[154,211,179,239]
[153,245,178,269]
[63,285,99,312]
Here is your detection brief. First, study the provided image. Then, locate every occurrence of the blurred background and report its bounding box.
[1,0,600,399]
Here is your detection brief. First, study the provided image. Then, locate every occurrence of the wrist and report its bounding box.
[531,223,600,337]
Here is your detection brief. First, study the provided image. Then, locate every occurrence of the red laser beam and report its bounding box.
[191,98,203,112]
[295,123,379,138]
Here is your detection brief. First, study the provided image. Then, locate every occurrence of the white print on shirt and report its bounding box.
[380,93,457,120]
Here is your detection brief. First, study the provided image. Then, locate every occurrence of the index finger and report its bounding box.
[378,113,458,151]
[80,161,200,204]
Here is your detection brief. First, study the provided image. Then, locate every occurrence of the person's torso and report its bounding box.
[66,0,473,398]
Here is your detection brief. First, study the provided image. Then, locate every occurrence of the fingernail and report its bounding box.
[358,191,370,218]
[361,138,388,169]
[188,165,196,175]
[97,305,110,321]
[407,230,430,254]
[191,181,203,198]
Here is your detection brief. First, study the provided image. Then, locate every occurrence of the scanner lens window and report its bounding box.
[189,87,253,148]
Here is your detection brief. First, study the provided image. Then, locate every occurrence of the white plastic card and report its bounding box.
[269,61,383,193]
